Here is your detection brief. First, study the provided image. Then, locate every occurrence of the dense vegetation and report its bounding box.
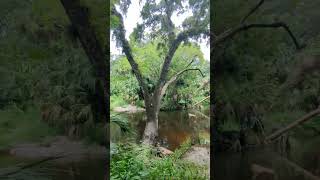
[110,52,210,176]
[111,39,209,111]
[213,0,320,150]
[0,0,107,147]
[111,140,208,179]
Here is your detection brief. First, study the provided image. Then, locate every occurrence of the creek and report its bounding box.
[111,109,210,151]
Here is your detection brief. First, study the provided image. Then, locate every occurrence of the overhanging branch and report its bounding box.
[160,68,205,98]
[265,108,320,142]
[214,22,305,50]
[213,0,305,50]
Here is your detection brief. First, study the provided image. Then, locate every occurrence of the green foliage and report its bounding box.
[30,50,99,138]
[170,138,192,160]
[111,113,132,134]
[110,96,128,109]
[111,38,209,110]
[0,0,107,141]
[110,112,136,143]
[111,142,208,180]
[214,0,320,135]
[132,0,209,45]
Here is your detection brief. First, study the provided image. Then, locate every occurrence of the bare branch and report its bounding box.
[193,96,210,107]
[184,55,198,68]
[241,0,265,23]
[160,68,205,99]
[112,7,150,100]
[214,22,305,50]
[265,108,320,142]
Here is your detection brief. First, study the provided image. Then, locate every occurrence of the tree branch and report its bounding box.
[193,96,210,107]
[155,28,209,93]
[60,0,108,124]
[241,0,265,23]
[112,7,150,100]
[214,22,305,50]
[160,68,205,99]
[265,108,320,142]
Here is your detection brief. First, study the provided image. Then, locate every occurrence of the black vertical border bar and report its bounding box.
[210,0,215,179]
[106,0,110,179]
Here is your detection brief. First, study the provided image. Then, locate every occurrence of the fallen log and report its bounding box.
[265,108,320,142]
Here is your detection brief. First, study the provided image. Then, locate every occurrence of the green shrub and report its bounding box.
[111,142,208,180]
[110,96,128,110]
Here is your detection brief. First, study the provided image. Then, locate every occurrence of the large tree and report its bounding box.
[112,0,209,145]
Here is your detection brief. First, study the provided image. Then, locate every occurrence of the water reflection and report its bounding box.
[111,110,210,151]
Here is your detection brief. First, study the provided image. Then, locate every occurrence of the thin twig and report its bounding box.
[241,0,265,23]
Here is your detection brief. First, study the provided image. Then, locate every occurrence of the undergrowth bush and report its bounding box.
[111,140,208,180]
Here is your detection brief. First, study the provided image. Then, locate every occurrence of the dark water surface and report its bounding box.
[111,110,210,151]
[214,136,320,180]
[0,152,106,180]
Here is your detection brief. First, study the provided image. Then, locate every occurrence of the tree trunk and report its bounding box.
[142,97,161,145]
[60,0,108,124]
[142,107,159,145]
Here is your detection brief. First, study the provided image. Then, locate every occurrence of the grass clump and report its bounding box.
[111,140,208,180]
[110,96,128,110]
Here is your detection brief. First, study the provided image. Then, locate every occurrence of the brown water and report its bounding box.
[111,110,210,151]
[213,135,320,180]
[0,153,106,180]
